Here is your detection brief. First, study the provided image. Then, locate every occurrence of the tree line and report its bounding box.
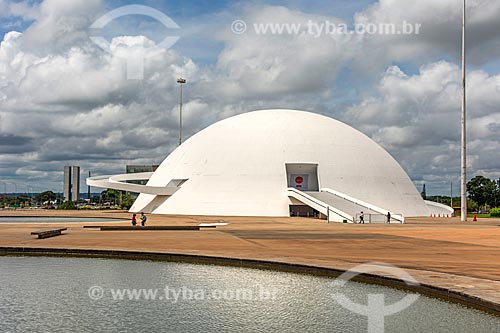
[1,189,135,210]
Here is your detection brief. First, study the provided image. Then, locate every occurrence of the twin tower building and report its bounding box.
[63,166,80,202]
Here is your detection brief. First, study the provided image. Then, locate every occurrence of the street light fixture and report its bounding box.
[177,77,186,146]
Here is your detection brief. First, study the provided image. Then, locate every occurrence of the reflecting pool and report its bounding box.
[0,256,498,332]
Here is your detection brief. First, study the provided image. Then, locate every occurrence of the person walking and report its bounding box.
[386,212,391,223]
[359,211,364,224]
[140,212,147,227]
[131,213,137,226]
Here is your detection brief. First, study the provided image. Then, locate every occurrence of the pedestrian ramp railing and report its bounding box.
[287,187,405,224]
[321,188,405,223]
[355,213,404,224]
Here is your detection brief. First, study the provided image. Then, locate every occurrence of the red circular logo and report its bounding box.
[295,176,304,184]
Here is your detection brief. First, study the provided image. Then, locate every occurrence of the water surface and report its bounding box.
[0,256,498,332]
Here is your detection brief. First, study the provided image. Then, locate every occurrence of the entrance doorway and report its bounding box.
[285,163,319,191]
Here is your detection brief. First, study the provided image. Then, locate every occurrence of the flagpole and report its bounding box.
[460,0,467,222]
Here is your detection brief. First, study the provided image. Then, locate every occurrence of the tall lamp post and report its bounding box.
[461,0,467,221]
[177,77,186,146]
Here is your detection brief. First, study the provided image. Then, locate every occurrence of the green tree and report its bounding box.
[420,184,426,200]
[492,178,500,208]
[17,194,31,206]
[490,208,500,217]
[484,181,496,208]
[57,201,77,210]
[101,189,119,204]
[100,189,131,207]
[35,190,57,203]
[467,176,495,209]
[467,198,478,212]
[120,193,135,210]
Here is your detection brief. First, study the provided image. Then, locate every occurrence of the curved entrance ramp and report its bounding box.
[86,172,180,196]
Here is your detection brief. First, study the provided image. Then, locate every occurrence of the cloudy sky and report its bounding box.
[0,0,499,195]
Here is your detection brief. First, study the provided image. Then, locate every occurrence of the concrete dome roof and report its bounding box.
[130,109,438,218]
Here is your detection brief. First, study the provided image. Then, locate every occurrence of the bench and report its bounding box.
[83,225,216,230]
[31,228,67,239]
[98,226,201,231]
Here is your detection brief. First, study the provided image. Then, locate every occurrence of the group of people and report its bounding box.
[358,211,391,223]
[131,212,147,226]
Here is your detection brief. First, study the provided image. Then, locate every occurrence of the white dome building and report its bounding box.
[88,109,453,222]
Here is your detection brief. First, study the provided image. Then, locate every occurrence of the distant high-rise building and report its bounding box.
[71,166,80,201]
[88,171,91,200]
[63,166,80,201]
[63,166,71,201]
[126,165,159,185]
[124,165,159,198]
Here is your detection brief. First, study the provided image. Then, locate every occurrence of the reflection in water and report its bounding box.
[0,256,498,332]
